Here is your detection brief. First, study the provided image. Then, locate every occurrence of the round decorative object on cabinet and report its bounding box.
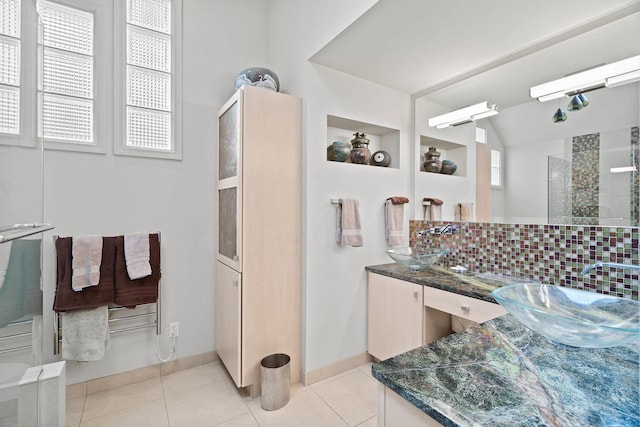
[370,150,391,167]
[327,141,351,162]
[235,67,280,92]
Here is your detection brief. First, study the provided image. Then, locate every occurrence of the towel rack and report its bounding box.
[52,233,162,356]
[331,199,341,205]
[0,318,36,355]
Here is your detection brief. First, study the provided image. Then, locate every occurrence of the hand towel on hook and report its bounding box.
[124,232,151,280]
[336,199,363,247]
[71,235,103,292]
[385,197,408,247]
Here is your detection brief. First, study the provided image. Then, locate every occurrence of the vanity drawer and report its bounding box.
[423,286,506,323]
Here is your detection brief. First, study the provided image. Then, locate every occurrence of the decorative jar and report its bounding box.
[349,132,371,165]
[423,146,442,173]
[327,141,351,162]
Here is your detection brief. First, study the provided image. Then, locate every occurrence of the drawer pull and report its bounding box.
[460,304,470,312]
[413,291,419,300]
[233,280,238,288]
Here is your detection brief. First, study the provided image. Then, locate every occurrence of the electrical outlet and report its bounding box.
[169,322,179,338]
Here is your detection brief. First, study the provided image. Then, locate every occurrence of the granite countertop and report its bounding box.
[365,263,523,303]
[372,315,640,427]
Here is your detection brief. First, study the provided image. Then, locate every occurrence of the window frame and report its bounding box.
[113,0,182,160]
[38,0,112,154]
[0,0,38,148]
[490,148,503,190]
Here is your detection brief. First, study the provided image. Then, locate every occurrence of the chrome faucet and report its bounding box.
[581,262,640,275]
[417,224,460,236]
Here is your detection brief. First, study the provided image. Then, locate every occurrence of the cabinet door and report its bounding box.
[215,261,242,387]
[217,90,243,271]
[368,273,423,361]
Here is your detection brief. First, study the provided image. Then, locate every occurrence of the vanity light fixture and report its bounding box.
[427,102,499,129]
[609,166,637,174]
[530,54,640,102]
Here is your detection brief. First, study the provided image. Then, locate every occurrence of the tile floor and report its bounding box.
[66,361,378,427]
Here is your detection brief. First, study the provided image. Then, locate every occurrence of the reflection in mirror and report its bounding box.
[477,82,639,226]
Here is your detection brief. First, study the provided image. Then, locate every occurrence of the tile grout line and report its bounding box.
[308,384,351,426]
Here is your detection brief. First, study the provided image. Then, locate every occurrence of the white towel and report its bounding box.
[385,200,405,247]
[72,235,103,292]
[61,306,110,362]
[336,199,363,247]
[124,232,151,280]
[455,202,474,222]
[0,242,11,291]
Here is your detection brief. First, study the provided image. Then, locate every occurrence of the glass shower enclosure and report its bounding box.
[548,126,639,226]
[0,1,63,425]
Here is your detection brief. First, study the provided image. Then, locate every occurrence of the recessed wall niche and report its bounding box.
[327,115,400,169]
[419,135,467,177]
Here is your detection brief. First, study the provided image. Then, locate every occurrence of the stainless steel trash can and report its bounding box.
[260,353,290,411]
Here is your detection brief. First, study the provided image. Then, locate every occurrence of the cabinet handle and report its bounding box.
[413,291,419,300]
[232,280,238,288]
[460,304,470,312]
[233,255,239,262]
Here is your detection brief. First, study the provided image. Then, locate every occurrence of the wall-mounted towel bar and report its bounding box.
[52,233,162,356]
[331,198,341,205]
[53,302,160,355]
[0,318,36,355]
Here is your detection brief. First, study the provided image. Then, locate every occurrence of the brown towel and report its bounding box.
[423,197,443,205]
[387,197,409,205]
[53,237,116,312]
[114,234,160,308]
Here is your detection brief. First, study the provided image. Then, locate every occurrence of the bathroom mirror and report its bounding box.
[310,0,640,226]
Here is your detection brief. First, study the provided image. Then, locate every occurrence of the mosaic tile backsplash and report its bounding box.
[410,220,639,301]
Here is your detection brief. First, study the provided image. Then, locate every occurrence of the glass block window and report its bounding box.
[39,1,94,143]
[491,149,501,187]
[125,0,172,151]
[0,0,20,135]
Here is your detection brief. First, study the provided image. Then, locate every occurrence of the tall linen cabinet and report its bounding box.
[216,85,302,396]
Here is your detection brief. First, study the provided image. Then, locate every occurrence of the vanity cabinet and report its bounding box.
[368,272,506,361]
[368,273,423,361]
[215,85,302,396]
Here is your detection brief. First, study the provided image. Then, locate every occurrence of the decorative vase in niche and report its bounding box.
[327,141,351,162]
[440,159,457,175]
[349,132,371,165]
[423,146,442,173]
[235,67,280,92]
[370,150,391,167]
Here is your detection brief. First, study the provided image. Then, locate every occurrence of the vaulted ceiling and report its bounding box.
[310,0,640,110]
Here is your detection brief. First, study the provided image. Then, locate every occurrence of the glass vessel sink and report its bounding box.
[386,247,449,271]
[492,283,640,348]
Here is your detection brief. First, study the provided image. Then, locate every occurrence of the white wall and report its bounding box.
[268,0,412,373]
[39,0,270,384]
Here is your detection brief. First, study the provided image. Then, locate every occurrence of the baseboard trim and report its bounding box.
[66,351,218,399]
[301,352,372,386]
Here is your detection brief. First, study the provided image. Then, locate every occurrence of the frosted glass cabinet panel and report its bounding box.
[218,188,237,262]
[218,99,239,180]
[217,91,242,272]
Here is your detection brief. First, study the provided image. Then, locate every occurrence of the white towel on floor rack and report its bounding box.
[61,306,110,362]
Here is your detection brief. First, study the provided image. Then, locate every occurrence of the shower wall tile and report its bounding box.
[631,126,639,227]
[410,220,639,301]
[571,133,600,225]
